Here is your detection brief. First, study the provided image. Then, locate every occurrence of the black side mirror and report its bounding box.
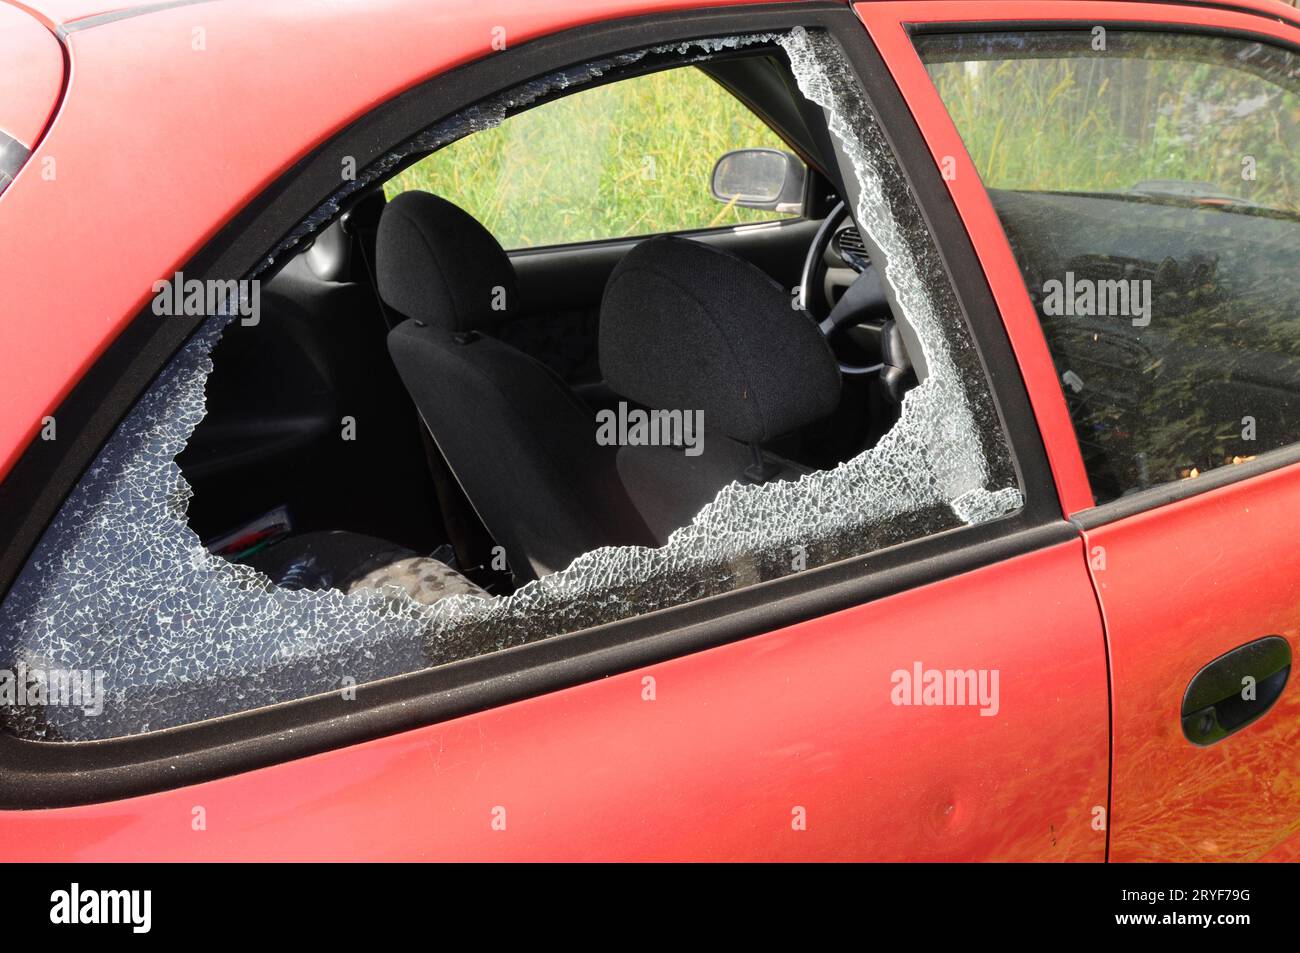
[710,148,805,213]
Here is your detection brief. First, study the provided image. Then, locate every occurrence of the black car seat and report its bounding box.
[598,235,842,542]
[378,191,657,582]
[379,193,842,580]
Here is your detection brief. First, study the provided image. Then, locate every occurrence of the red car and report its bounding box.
[0,0,1296,862]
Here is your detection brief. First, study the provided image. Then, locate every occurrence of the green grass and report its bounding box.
[924,37,1299,213]
[384,66,795,249]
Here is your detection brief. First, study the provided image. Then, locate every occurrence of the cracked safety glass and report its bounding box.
[0,28,1021,741]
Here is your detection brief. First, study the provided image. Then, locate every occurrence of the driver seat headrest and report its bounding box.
[599,236,840,445]
[376,191,519,333]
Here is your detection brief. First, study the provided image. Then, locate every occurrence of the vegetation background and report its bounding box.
[923,31,1299,213]
[386,67,793,248]
[389,24,1299,249]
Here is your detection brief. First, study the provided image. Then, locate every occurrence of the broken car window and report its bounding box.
[0,30,1021,741]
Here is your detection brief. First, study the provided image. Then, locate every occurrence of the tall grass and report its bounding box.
[924,36,1299,213]
[384,67,794,248]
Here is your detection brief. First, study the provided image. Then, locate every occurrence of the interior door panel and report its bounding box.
[510,218,819,316]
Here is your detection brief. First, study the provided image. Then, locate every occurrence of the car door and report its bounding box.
[0,0,1109,861]
[876,0,1300,861]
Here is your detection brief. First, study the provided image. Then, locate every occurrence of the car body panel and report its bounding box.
[3,1,137,27]
[0,4,63,150]
[1082,463,1300,861]
[0,0,1294,861]
[867,0,1300,861]
[0,541,1108,861]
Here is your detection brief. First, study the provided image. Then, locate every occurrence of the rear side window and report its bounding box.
[917,30,1300,503]
[0,30,1021,741]
[384,66,800,248]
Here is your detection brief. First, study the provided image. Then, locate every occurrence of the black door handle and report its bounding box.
[1182,636,1291,746]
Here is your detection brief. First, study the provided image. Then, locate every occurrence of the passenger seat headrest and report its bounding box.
[599,236,841,445]
[376,191,518,333]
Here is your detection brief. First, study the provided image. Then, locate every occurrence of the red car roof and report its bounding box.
[4,0,154,27]
[0,3,63,150]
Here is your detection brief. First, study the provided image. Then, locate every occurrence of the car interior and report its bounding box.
[176,46,916,606]
[178,31,1300,606]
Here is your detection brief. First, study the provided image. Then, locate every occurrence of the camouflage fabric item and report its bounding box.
[347,556,487,606]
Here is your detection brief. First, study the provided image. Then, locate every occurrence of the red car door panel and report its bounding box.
[0,4,63,160]
[1081,465,1300,862]
[0,540,1108,861]
[867,0,1300,861]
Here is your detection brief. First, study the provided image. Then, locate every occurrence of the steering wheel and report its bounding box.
[799,201,895,377]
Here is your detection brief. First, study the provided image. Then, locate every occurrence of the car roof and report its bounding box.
[8,0,1300,34]
[0,3,63,150]
[3,0,140,28]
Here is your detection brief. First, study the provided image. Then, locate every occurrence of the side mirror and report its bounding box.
[710,148,805,213]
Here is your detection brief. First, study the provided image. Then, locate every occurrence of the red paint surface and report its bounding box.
[0,4,63,149]
[2,0,1293,860]
[863,0,1300,860]
[1083,463,1300,862]
[0,542,1108,861]
[4,1,136,26]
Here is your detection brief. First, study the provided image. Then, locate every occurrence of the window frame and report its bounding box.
[915,23,1300,518]
[0,1,1065,808]
[862,0,1300,528]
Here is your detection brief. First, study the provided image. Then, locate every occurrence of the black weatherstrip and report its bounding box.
[0,2,1072,808]
[1071,442,1300,530]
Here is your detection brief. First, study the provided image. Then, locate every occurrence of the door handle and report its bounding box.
[1181,636,1291,746]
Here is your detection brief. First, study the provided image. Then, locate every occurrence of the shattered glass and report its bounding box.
[0,29,1021,741]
